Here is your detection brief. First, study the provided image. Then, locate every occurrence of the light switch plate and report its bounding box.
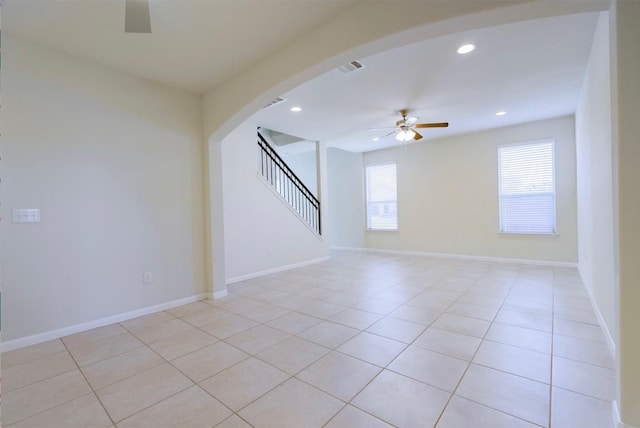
[12,208,41,223]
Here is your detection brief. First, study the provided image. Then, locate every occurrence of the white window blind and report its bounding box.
[498,141,556,234]
[366,164,398,230]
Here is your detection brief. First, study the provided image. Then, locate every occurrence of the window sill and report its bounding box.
[498,232,558,237]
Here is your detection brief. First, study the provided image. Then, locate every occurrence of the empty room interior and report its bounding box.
[2,0,640,427]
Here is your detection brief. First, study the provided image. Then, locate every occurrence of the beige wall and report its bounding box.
[363,116,578,263]
[612,1,640,425]
[575,12,616,348]
[221,120,329,280]
[2,38,206,341]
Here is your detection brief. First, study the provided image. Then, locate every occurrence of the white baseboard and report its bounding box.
[226,256,330,284]
[0,293,208,353]
[579,269,617,357]
[331,246,578,268]
[612,401,639,428]
[210,290,229,299]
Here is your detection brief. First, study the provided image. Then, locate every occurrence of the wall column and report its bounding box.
[611,1,640,426]
[207,137,227,298]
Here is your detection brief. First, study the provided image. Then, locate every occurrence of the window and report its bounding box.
[498,140,556,234]
[366,164,398,230]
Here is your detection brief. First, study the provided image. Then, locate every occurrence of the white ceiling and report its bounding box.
[4,0,358,93]
[5,2,599,153]
[253,12,599,152]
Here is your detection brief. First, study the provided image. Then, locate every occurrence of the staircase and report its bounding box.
[257,132,321,235]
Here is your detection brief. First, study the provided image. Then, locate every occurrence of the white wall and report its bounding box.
[221,120,329,280]
[281,151,318,198]
[327,148,365,248]
[363,116,578,263]
[2,38,206,341]
[575,12,616,347]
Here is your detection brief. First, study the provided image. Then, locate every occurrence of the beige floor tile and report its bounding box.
[265,312,321,334]
[220,297,266,314]
[166,301,213,318]
[447,302,499,321]
[120,311,175,331]
[96,363,193,422]
[297,301,348,319]
[456,364,550,427]
[413,327,481,361]
[81,346,164,390]
[298,321,359,349]
[225,325,290,355]
[494,309,552,333]
[199,314,258,339]
[388,304,441,325]
[148,328,218,361]
[388,345,468,392]
[407,293,456,312]
[353,297,402,315]
[10,393,112,428]
[553,335,614,368]
[251,289,292,303]
[484,322,552,354]
[271,295,318,310]
[337,332,406,367]
[372,311,429,340]
[554,306,599,324]
[2,339,66,369]
[329,308,382,330]
[215,415,253,427]
[352,370,450,428]
[551,386,612,428]
[62,324,127,349]
[323,291,367,307]
[474,340,551,383]
[437,395,539,428]
[325,405,393,428]
[4,350,77,392]
[129,318,194,344]
[68,332,143,367]
[432,313,490,338]
[297,351,381,401]
[181,306,234,327]
[200,357,289,411]
[239,378,343,428]
[171,341,249,382]
[240,304,290,323]
[3,370,92,425]
[256,336,330,375]
[553,318,606,343]
[118,385,231,427]
[552,356,615,401]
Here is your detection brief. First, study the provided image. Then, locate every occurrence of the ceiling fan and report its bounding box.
[125,0,152,33]
[369,109,448,142]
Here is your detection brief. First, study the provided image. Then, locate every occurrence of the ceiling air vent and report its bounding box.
[263,97,287,108]
[337,60,365,74]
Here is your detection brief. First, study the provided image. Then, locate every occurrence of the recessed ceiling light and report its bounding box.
[290,106,302,112]
[372,137,379,141]
[457,44,475,54]
[496,111,507,116]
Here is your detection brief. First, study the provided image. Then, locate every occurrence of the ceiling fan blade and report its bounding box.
[413,130,423,140]
[405,116,419,126]
[125,0,151,33]
[415,122,449,128]
[378,130,397,140]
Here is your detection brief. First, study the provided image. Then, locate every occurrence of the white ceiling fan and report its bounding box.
[125,0,151,33]
[369,109,448,142]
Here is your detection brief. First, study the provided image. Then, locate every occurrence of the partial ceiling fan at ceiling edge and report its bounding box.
[368,109,448,142]
[125,0,151,34]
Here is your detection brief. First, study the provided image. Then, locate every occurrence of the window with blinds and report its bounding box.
[365,164,398,230]
[498,141,556,234]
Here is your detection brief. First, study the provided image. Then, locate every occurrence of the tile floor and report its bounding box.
[2,250,616,427]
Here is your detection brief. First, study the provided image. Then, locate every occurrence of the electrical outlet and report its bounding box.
[143,272,153,284]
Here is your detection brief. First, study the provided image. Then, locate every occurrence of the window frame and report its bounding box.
[497,139,557,236]
[364,162,399,231]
